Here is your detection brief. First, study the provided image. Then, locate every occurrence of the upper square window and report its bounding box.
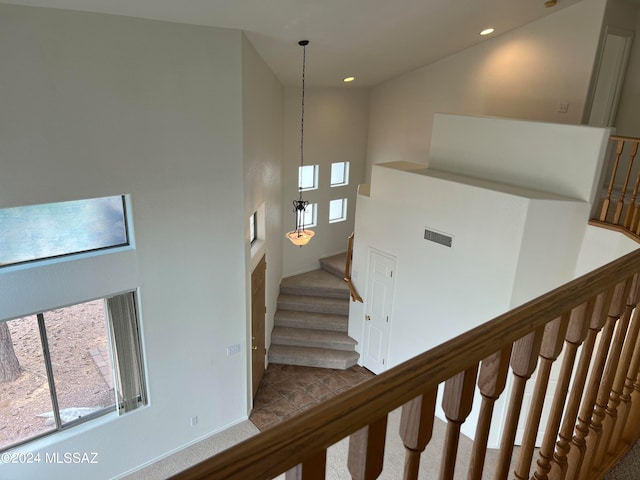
[299,165,319,191]
[0,196,129,267]
[330,162,350,187]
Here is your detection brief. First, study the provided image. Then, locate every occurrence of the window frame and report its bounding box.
[249,211,257,245]
[302,203,317,229]
[330,162,350,187]
[329,198,348,223]
[0,195,130,268]
[298,164,319,191]
[0,291,147,453]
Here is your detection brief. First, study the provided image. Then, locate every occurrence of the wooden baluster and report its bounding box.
[550,292,608,480]
[614,141,635,225]
[533,301,592,480]
[399,389,438,480]
[607,274,640,453]
[467,347,512,480]
[494,328,545,480]
[285,450,327,480]
[623,352,640,443]
[515,315,570,480]
[570,279,630,480]
[623,142,640,229]
[561,290,613,480]
[591,275,638,468]
[608,306,640,453]
[348,415,388,480]
[439,365,478,480]
[600,138,625,222]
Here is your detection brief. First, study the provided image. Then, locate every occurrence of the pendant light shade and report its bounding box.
[286,40,314,247]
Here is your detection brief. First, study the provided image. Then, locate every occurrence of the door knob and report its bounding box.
[252,345,258,351]
[365,315,371,321]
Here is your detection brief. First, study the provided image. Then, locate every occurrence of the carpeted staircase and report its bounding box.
[268,254,359,369]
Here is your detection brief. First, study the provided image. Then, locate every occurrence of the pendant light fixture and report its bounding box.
[286,40,315,247]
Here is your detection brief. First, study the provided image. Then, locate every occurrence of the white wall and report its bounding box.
[575,224,639,275]
[241,36,284,374]
[349,162,587,369]
[365,0,608,182]
[0,5,253,479]
[282,87,370,276]
[429,114,611,203]
[510,198,590,307]
[350,164,524,367]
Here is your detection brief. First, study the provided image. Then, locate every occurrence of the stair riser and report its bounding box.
[271,337,355,351]
[268,353,357,370]
[280,285,349,299]
[274,318,348,333]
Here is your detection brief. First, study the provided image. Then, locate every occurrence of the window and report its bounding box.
[0,292,146,452]
[249,211,257,244]
[302,203,317,229]
[329,198,348,223]
[330,162,350,187]
[0,196,129,267]
[299,165,319,191]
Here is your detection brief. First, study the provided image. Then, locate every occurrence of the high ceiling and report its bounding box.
[2,0,591,86]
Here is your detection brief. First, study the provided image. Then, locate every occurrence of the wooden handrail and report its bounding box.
[171,248,640,480]
[344,232,363,303]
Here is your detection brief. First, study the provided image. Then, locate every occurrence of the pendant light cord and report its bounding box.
[299,40,308,201]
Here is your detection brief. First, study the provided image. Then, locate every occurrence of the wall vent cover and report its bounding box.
[424,228,453,248]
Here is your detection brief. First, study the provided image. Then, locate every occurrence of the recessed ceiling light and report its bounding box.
[480,28,495,36]
[343,76,355,83]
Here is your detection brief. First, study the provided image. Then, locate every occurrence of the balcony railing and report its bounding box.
[591,135,640,241]
[171,247,640,479]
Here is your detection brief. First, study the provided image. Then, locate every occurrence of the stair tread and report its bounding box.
[278,293,349,315]
[272,326,357,346]
[281,269,349,298]
[274,310,348,332]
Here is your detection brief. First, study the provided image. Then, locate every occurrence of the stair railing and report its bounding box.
[170,248,640,480]
[344,232,363,303]
[592,135,640,240]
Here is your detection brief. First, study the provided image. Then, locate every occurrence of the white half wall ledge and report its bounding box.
[428,113,612,203]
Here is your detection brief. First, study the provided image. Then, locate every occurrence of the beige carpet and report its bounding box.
[122,408,521,480]
[121,420,260,480]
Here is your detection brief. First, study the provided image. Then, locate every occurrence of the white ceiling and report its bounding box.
[1,0,593,86]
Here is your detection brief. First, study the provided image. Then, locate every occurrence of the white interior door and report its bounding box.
[362,249,396,374]
[587,26,634,128]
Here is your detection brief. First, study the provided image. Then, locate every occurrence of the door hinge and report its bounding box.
[386,316,389,323]
[382,359,385,365]
[264,306,267,314]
